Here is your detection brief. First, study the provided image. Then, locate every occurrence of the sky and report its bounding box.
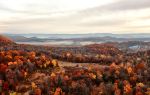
[0,0,150,34]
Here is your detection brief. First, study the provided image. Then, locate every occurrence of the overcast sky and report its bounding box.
[0,0,150,34]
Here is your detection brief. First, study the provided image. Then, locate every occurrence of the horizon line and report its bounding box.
[1,32,150,35]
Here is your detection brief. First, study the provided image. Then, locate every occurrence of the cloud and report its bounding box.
[81,19,127,27]
[0,0,150,34]
[104,0,150,11]
[79,0,150,14]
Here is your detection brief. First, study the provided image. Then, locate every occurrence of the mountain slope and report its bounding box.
[0,35,15,45]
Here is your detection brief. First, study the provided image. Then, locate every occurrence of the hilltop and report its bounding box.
[0,35,15,45]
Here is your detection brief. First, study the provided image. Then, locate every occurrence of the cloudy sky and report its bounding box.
[0,0,150,34]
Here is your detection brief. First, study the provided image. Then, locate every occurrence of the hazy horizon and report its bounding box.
[2,32,150,35]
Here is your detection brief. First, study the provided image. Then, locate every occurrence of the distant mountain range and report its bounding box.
[3,33,150,39]
[1,34,150,52]
[3,33,150,42]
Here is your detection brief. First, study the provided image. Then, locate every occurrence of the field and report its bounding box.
[0,35,150,95]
